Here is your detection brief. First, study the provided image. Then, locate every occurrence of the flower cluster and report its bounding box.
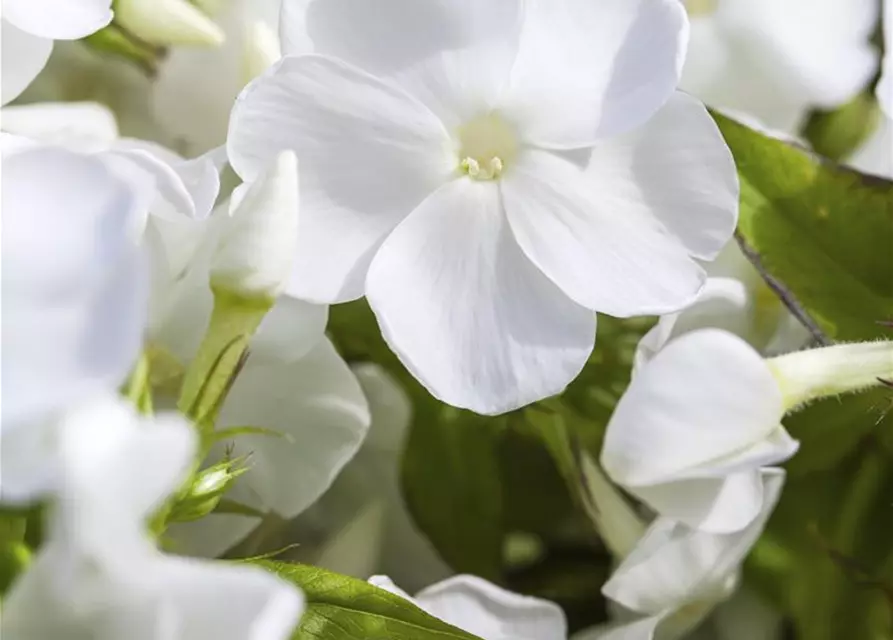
[1,1,891,639]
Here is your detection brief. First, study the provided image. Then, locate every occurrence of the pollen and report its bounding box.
[456,112,519,181]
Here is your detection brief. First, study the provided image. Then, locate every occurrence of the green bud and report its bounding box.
[167,458,249,523]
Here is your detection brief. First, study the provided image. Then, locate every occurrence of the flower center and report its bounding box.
[456,112,519,181]
[684,0,718,16]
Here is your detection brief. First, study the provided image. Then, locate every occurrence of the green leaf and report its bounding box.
[401,408,508,581]
[712,112,893,343]
[254,561,484,640]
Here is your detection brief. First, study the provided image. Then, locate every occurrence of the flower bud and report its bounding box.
[115,0,224,47]
[167,458,248,523]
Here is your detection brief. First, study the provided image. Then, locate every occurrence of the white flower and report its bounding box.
[601,329,798,533]
[0,143,149,501]
[152,0,282,155]
[369,574,567,640]
[634,242,811,369]
[1,101,221,226]
[576,468,784,640]
[228,0,739,414]
[295,364,452,590]
[680,0,879,132]
[0,0,112,105]
[1,395,304,640]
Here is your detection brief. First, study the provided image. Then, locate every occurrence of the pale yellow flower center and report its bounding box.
[457,112,519,181]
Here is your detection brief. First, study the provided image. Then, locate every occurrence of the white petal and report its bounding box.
[166,512,261,559]
[503,149,705,318]
[414,575,568,640]
[111,139,222,221]
[157,556,304,639]
[351,363,412,455]
[56,397,196,526]
[1,148,147,432]
[584,92,738,261]
[601,330,784,488]
[366,179,595,415]
[2,0,112,39]
[368,575,416,601]
[603,469,786,616]
[1,19,52,105]
[228,54,452,303]
[633,471,764,534]
[573,615,663,640]
[683,0,878,131]
[106,148,198,221]
[503,0,689,147]
[634,277,752,371]
[250,296,329,365]
[0,101,118,151]
[280,0,522,76]
[212,151,299,297]
[219,338,370,518]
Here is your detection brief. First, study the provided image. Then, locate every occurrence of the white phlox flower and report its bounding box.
[0,395,304,640]
[601,329,798,534]
[575,468,785,640]
[680,0,880,132]
[294,364,452,590]
[152,0,282,155]
[0,0,112,105]
[369,574,568,640]
[0,142,150,501]
[228,0,740,415]
[0,101,221,228]
[149,155,370,558]
[634,242,811,370]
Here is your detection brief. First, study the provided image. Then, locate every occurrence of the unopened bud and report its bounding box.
[211,151,299,299]
[168,458,247,523]
[115,0,224,47]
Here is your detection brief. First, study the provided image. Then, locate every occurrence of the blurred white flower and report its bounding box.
[0,143,149,501]
[369,574,567,640]
[1,395,304,640]
[601,330,798,533]
[634,242,811,369]
[680,0,879,133]
[153,0,282,155]
[229,0,740,414]
[576,469,784,640]
[294,364,452,591]
[114,0,223,48]
[0,0,112,104]
[1,101,221,226]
